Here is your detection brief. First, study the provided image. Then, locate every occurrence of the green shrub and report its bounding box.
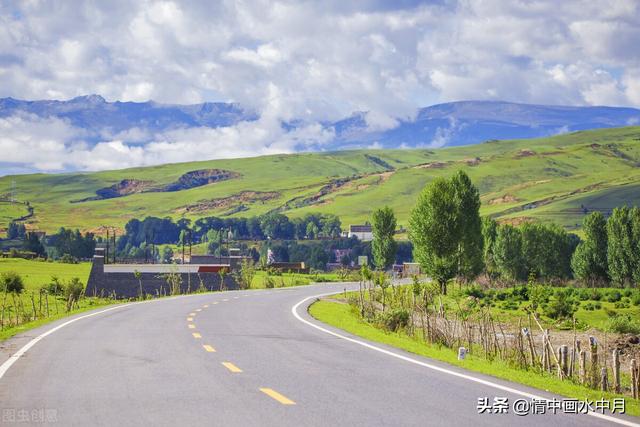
[594,302,602,310]
[583,302,595,311]
[632,293,640,306]
[510,285,529,301]
[462,285,485,299]
[543,289,577,320]
[1,271,24,294]
[379,308,410,332]
[589,289,602,301]
[576,288,591,301]
[495,291,508,301]
[529,285,552,311]
[614,301,630,309]
[501,301,519,310]
[622,288,633,298]
[264,275,275,289]
[606,314,640,334]
[44,276,64,295]
[607,290,622,303]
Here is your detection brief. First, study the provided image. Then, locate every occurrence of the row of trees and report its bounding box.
[370,170,637,294]
[572,207,640,286]
[117,212,343,253]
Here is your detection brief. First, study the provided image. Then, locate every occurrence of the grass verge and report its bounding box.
[309,298,640,417]
[0,298,117,341]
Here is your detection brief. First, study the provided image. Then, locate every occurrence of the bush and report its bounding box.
[1,271,24,294]
[606,290,622,303]
[583,302,595,311]
[462,285,485,299]
[495,291,508,301]
[606,314,640,335]
[576,288,591,301]
[632,293,640,306]
[63,277,84,309]
[59,254,78,264]
[543,289,577,320]
[44,276,64,295]
[589,289,602,301]
[614,301,630,309]
[379,308,410,332]
[501,301,519,310]
[510,284,529,301]
[623,288,633,298]
[529,285,552,311]
[263,275,275,289]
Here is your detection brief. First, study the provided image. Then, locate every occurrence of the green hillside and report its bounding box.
[1,126,640,234]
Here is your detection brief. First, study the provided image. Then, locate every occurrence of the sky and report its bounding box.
[1,0,639,173]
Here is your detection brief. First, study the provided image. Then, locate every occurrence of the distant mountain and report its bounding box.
[0,94,258,138]
[331,101,640,149]
[1,95,639,149]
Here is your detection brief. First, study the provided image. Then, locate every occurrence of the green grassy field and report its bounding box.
[0,258,109,341]
[2,126,640,234]
[309,299,640,417]
[0,258,91,291]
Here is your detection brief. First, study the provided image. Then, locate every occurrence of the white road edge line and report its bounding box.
[0,292,206,381]
[0,304,130,379]
[292,292,639,427]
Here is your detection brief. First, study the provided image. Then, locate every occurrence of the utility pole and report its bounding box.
[105,227,110,265]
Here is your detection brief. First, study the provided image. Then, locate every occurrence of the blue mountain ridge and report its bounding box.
[1,95,639,151]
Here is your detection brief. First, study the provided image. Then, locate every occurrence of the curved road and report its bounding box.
[0,283,637,426]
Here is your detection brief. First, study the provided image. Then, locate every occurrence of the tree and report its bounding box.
[451,171,484,282]
[7,222,26,240]
[521,223,574,281]
[23,232,45,257]
[371,206,397,270]
[409,177,459,294]
[493,224,523,281]
[607,207,635,286]
[481,217,498,275]
[162,246,174,264]
[571,212,608,285]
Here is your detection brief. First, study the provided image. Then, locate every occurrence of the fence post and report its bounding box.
[579,350,587,385]
[600,367,608,392]
[632,359,638,399]
[612,349,620,394]
[589,336,599,389]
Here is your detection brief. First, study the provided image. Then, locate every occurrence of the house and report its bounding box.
[348,224,373,241]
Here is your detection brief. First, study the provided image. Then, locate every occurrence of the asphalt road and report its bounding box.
[0,283,638,426]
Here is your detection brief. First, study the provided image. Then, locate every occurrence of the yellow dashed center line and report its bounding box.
[212,302,219,305]
[233,296,239,299]
[187,317,193,321]
[188,324,196,329]
[189,312,196,316]
[195,308,202,312]
[203,304,209,308]
[192,332,201,339]
[222,299,229,302]
[222,362,243,373]
[260,388,295,405]
[203,344,216,352]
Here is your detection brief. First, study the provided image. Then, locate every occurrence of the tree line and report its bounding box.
[369,170,639,293]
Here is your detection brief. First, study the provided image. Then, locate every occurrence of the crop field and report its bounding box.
[1,126,640,234]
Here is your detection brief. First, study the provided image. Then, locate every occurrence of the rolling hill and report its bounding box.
[1,126,640,235]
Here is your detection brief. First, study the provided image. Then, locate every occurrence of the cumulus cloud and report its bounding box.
[0,0,639,172]
[0,113,335,172]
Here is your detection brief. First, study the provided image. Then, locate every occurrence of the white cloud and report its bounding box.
[0,113,336,172]
[1,0,639,172]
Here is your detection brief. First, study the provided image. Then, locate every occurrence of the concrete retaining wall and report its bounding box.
[86,251,237,299]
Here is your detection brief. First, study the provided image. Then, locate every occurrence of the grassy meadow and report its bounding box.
[1,126,640,234]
